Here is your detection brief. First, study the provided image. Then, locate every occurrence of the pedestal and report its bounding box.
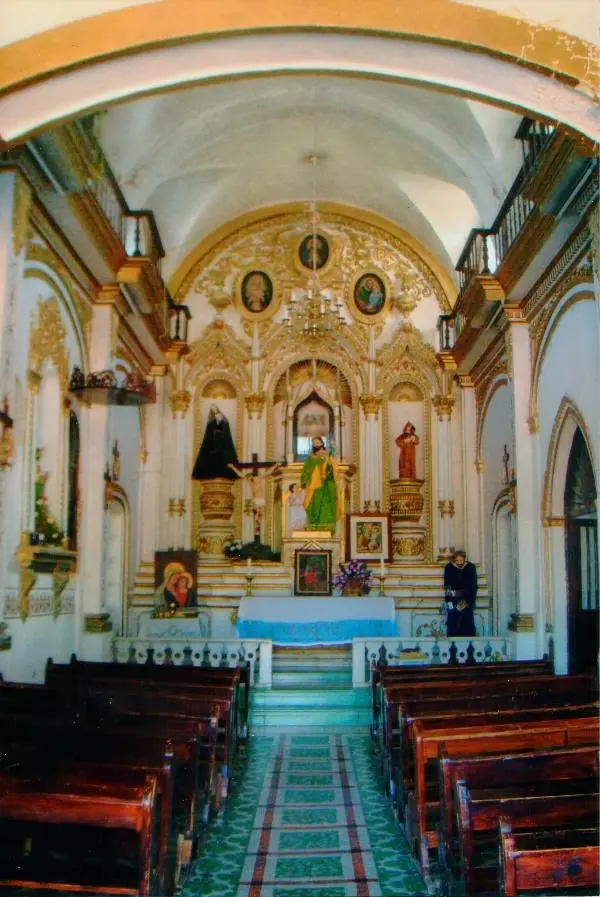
[390,479,425,561]
[196,478,235,561]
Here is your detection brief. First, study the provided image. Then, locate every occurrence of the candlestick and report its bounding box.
[379,558,385,576]
[246,556,251,568]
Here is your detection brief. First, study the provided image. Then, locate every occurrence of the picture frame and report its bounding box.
[298,232,330,271]
[154,549,198,613]
[348,514,390,561]
[234,266,281,321]
[294,548,332,596]
[347,268,391,324]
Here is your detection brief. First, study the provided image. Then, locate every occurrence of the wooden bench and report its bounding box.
[372,659,553,734]
[406,712,599,879]
[381,674,596,800]
[438,744,599,881]
[499,819,600,897]
[0,767,160,895]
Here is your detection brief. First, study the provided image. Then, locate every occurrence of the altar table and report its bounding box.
[237,596,396,646]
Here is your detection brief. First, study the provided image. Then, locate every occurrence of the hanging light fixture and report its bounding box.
[281,154,348,339]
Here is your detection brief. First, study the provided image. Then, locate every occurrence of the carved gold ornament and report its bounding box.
[437,499,455,518]
[390,480,425,524]
[12,174,32,257]
[393,536,425,557]
[170,390,192,415]
[432,395,455,419]
[29,297,70,392]
[200,480,235,521]
[244,393,266,414]
[360,394,383,415]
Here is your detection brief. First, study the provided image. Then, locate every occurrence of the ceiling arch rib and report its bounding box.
[0,32,598,146]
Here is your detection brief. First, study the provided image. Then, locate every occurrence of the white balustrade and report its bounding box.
[352,635,513,686]
[111,637,272,687]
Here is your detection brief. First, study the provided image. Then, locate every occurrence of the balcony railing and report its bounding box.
[124,212,164,269]
[491,169,535,267]
[517,118,556,179]
[455,228,496,293]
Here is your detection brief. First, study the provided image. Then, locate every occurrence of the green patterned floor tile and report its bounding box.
[285,773,335,786]
[286,758,334,771]
[288,747,331,757]
[273,889,347,897]
[275,855,344,879]
[283,788,336,804]
[290,735,331,744]
[278,829,341,851]
[280,807,338,826]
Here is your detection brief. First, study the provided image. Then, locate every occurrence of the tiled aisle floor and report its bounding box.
[182,731,429,897]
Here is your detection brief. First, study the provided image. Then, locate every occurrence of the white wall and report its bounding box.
[480,382,514,589]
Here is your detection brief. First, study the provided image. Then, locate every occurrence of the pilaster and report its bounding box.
[458,375,480,563]
[505,306,540,652]
[433,394,455,558]
[360,393,383,511]
[76,304,113,656]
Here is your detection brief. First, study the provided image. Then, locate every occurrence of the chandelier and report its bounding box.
[281,154,348,339]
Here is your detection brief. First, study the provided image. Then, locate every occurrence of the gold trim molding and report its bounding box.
[508,613,535,632]
[360,394,383,415]
[543,516,565,527]
[84,613,113,634]
[12,173,32,257]
[245,393,266,414]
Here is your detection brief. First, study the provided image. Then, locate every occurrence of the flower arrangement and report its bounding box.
[331,559,374,595]
[224,540,244,560]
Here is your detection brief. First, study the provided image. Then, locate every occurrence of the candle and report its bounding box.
[380,558,385,576]
[246,557,251,569]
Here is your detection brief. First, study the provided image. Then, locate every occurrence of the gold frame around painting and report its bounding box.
[294,548,332,597]
[348,513,390,561]
[346,268,391,324]
[234,266,281,321]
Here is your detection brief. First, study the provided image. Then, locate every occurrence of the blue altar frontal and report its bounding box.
[237,596,397,646]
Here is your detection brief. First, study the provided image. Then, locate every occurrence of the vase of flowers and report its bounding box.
[224,540,244,560]
[332,559,373,596]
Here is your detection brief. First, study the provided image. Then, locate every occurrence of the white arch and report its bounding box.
[1,33,599,146]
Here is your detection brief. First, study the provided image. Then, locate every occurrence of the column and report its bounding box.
[360,394,382,511]
[505,305,539,660]
[137,368,168,561]
[76,303,113,659]
[458,375,480,563]
[169,384,191,549]
[0,171,30,639]
[433,395,455,559]
[243,392,266,543]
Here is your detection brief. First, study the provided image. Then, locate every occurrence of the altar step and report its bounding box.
[249,681,371,729]
[250,645,370,728]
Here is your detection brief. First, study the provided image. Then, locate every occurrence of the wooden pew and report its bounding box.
[0,715,197,895]
[0,768,160,896]
[438,744,599,881]
[381,674,596,800]
[372,658,553,734]
[499,820,600,897]
[405,712,599,879]
[47,657,250,741]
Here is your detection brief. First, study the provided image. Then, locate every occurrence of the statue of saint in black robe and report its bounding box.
[191,404,239,480]
[443,551,477,637]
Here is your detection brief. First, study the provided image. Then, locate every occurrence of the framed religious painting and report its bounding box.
[348,269,390,323]
[154,550,198,615]
[348,514,390,561]
[294,549,332,596]
[298,232,330,272]
[234,266,281,321]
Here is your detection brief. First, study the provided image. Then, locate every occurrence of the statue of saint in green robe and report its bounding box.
[301,437,339,530]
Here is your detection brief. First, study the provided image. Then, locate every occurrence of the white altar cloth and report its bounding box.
[237,596,396,646]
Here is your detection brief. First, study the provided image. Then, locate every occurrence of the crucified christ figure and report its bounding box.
[228,455,280,539]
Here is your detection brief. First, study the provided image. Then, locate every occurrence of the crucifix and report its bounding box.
[227,453,281,542]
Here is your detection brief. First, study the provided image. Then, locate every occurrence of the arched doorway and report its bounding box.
[564,428,598,674]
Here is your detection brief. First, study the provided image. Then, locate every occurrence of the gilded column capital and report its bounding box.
[457,374,474,388]
[502,303,527,324]
[27,370,42,394]
[543,516,565,527]
[170,390,191,415]
[360,394,383,415]
[245,393,266,414]
[474,458,485,473]
[432,394,455,419]
[437,499,455,518]
[150,364,170,378]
